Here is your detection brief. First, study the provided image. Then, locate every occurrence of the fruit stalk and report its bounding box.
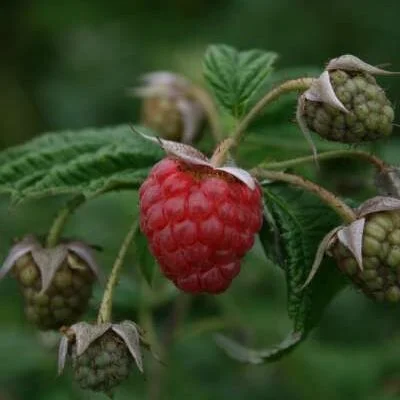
[212,77,315,166]
[97,217,138,324]
[46,195,85,248]
[252,168,356,223]
[260,149,388,172]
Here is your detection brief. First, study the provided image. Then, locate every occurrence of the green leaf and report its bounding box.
[257,200,284,266]
[203,44,278,118]
[263,185,345,329]
[134,227,156,286]
[0,124,163,204]
[217,183,347,363]
[215,331,303,364]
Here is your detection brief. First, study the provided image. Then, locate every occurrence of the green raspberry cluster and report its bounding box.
[13,252,95,330]
[72,331,132,394]
[141,96,184,141]
[332,210,400,302]
[303,70,394,143]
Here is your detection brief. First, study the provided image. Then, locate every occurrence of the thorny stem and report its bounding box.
[189,85,223,142]
[212,77,315,167]
[260,150,388,172]
[97,217,138,324]
[46,195,85,248]
[252,168,357,223]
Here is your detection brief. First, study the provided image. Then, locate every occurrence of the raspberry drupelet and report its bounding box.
[139,158,263,294]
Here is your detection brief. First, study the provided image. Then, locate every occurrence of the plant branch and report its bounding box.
[260,150,388,172]
[97,217,138,324]
[46,195,85,248]
[211,77,315,166]
[252,168,356,223]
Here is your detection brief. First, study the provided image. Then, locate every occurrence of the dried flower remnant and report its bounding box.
[375,167,400,199]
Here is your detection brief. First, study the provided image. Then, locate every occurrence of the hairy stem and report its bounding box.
[252,168,356,223]
[46,195,85,248]
[212,77,315,166]
[189,86,223,142]
[260,150,388,172]
[97,217,138,324]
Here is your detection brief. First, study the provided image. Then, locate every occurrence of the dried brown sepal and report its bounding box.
[296,69,350,161]
[135,127,257,190]
[336,218,366,270]
[356,195,400,217]
[326,54,400,75]
[375,167,400,199]
[303,70,348,113]
[295,97,319,163]
[301,226,342,289]
[58,321,143,374]
[0,236,100,292]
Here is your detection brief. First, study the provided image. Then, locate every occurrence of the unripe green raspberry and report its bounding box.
[72,331,132,394]
[332,210,400,302]
[0,236,100,330]
[14,252,95,330]
[303,70,394,143]
[58,321,143,397]
[130,72,205,143]
[141,96,185,141]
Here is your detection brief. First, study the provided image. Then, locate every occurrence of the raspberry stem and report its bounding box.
[189,85,223,142]
[259,150,388,172]
[46,195,85,248]
[211,77,315,167]
[97,217,138,324]
[252,168,357,223]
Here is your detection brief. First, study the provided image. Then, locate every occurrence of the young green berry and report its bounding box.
[0,236,100,330]
[297,54,398,146]
[332,210,400,301]
[58,321,143,396]
[306,196,400,303]
[130,72,205,143]
[303,70,393,143]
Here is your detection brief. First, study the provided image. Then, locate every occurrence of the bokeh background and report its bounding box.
[1,1,400,399]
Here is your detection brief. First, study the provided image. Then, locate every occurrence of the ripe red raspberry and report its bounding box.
[139,158,263,294]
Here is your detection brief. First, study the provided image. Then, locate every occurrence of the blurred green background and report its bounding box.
[1,1,400,399]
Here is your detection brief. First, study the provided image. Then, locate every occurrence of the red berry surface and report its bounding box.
[139,158,263,294]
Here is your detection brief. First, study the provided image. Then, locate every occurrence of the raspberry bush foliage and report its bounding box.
[1,43,400,397]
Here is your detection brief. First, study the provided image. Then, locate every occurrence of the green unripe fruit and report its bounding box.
[303,70,394,143]
[332,210,400,302]
[72,331,133,395]
[13,252,96,330]
[141,96,184,141]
